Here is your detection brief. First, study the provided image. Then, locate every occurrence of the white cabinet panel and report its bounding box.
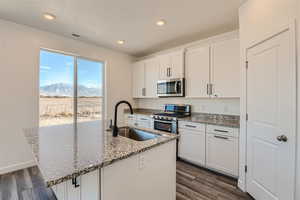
[206,133,239,177]
[158,54,171,80]
[158,50,184,80]
[81,170,100,200]
[102,141,176,200]
[66,178,80,200]
[144,58,159,97]
[132,61,145,98]
[178,128,206,166]
[52,183,67,200]
[211,38,240,98]
[185,46,211,97]
[170,51,184,79]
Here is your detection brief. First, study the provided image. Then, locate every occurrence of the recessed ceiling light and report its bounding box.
[43,13,56,20]
[156,20,166,26]
[117,40,125,45]
[72,33,80,38]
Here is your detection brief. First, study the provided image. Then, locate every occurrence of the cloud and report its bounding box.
[40,65,51,70]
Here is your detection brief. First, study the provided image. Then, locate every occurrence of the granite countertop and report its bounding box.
[23,121,178,187]
[125,108,240,128]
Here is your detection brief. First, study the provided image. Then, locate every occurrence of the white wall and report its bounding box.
[239,0,297,194]
[135,98,239,115]
[0,19,134,174]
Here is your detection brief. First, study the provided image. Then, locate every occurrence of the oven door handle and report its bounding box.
[154,119,174,123]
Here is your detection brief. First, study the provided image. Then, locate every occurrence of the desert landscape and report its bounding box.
[40,96,102,127]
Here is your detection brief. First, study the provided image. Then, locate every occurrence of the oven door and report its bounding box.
[154,120,176,133]
[157,79,184,97]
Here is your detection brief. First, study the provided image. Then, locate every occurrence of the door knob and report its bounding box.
[277,135,288,142]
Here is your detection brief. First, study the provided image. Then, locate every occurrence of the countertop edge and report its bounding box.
[46,135,178,187]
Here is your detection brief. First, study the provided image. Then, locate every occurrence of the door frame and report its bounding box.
[238,20,297,198]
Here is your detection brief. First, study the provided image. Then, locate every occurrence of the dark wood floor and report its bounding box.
[0,161,253,200]
[176,161,253,200]
[0,167,56,200]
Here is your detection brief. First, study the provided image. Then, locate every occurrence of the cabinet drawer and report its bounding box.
[178,121,205,131]
[206,125,238,138]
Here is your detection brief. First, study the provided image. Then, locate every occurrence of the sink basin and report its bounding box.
[118,127,159,141]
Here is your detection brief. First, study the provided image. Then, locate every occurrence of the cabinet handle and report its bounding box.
[142,88,146,96]
[185,124,197,128]
[206,84,209,95]
[140,118,149,121]
[214,135,229,140]
[169,68,172,77]
[214,129,229,133]
[209,84,213,95]
[167,68,170,77]
[72,177,80,188]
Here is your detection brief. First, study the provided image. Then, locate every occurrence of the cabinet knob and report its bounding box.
[277,135,288,142]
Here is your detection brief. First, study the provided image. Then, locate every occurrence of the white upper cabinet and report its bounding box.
[185,46,211,97]
[144,58,159,98]
[211,38,240,98]
[158,50,184,80]
[132,61,145,98]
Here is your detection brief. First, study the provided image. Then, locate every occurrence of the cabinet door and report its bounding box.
[185,46,210,97]
[132,61,145,98]
[206,134,238,177]
[158,54,171,80]
[66,178,81,200]
[178,129,206,166]
[211,38,240,98]
[170,51,184,79]
[81,170,100,200]
[52,183,67,200]
[144,58,159,97]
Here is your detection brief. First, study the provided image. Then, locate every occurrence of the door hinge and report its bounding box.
[246,61,249,69]
[245,165,248,173]
[246,113,248,121]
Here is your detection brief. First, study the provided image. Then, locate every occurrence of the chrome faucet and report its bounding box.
[113,100,133,137]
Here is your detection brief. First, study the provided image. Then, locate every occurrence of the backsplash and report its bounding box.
[134,98,240,116]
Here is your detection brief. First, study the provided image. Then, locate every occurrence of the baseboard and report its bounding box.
[0,160,36,175]
[238,178,246,192]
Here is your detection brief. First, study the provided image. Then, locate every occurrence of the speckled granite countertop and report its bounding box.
[125,108,240,128]
[23,121,178,187]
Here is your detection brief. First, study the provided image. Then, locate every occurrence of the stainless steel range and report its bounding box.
[152,104,191,134]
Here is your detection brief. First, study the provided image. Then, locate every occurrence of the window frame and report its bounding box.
[38,48,106,127]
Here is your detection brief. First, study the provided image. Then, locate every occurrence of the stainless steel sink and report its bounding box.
[118,127,159,141]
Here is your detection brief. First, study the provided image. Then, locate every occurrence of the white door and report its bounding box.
[170,51,184,78]
[178,129,206,166]
[132,61,145,98]
[185,46,210,97]
[211,38,240,98]
[246,29,296,200]
[144,58,159,97]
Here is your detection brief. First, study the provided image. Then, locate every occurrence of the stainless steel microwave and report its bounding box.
[157,78,185,97]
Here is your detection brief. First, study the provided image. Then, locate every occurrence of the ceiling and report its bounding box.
[0,0,241,57]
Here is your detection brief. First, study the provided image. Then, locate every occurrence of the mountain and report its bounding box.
[40,83,101,97]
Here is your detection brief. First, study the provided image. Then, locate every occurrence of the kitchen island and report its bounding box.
[23,121,178,200]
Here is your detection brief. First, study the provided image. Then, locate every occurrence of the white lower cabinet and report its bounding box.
[52,170,100,200]
[178,122,239,177]
[178,128,206,166]
[124,114,154,129]
[206,133,239,177]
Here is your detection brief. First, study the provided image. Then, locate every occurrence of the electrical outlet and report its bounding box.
[138,155,145,170]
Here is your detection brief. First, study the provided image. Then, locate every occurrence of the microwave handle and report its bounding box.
[175,81,180,93]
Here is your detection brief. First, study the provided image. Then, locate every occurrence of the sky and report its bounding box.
[40,50,103,88]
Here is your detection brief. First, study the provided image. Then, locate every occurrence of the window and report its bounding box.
[39,50,104,127]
